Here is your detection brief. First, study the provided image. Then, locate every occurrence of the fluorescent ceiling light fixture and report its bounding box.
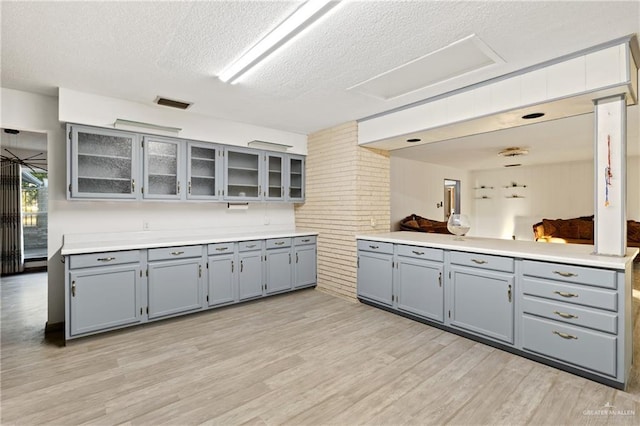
[218,0,338,84]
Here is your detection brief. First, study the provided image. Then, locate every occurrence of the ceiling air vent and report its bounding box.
[155,96,192,110]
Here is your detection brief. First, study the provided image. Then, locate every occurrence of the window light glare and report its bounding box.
[218,0,337,84]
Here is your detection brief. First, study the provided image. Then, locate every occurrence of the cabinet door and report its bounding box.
[266,248,293,294]
[294,244,316,288]
[449,266,514,344]
[69,265,141,336]
[238,251,263,300]
[70,125,139,199]
[357,250,393,306]
[148,258,202,319]
[224,148,262,201]
[143,136,183,200]
[264,153,284,201]
[397,257,444,322]
[287,155,305,202]
[208,254,236,306]
[188,142,221,200]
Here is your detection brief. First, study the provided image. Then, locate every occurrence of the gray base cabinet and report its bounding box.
[449,267,514,344]
[238,249,263,300]
[69,265,141,336]
[294,237,317,288]
[66,250,143,339]
[356,237,633,389]
[356,241,394,307]
[148,258,202,319]
[64,234,316,341]
[207,253,236,306]
[396,257,444,322]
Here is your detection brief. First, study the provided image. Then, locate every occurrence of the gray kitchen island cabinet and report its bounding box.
[449,251,515,344]
[356,232,638,389]
[265,238,293,294]
[66,250,143,338]
[147,245,203,319]
[356,240,394,307]
[395,245,444,322]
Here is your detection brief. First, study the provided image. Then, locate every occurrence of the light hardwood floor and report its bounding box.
[1,267,640,425]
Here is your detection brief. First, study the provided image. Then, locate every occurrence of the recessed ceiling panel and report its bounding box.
[348,34,504,100]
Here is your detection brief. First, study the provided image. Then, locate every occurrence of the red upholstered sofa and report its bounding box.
[533,215,640,250]
[399,214,452,234]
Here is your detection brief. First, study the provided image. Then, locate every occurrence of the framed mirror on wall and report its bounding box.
[444,179,460,220]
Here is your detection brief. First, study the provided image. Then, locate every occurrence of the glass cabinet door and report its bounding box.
[187,143,220,200]
[143,137,182,200]
[287,155,305,202]
[224,148,262,200]
[70,126,138,199]
[265,153,284,201]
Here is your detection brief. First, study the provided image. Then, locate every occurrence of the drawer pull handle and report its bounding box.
[302,239,310,242]
[553,311,578,319]
[553,271,577,278]
[471,259,487,264]
[216,247,228,251]
[97,257,115,262]
[171,251,184,256]
[412,250,425,255]
[246,244,256,248]
[369,245,379,249]
[554,291,579,298]
[275,242,285,246]
[553,331,578,340]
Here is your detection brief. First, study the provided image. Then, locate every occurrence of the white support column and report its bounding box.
[594,94,627,256]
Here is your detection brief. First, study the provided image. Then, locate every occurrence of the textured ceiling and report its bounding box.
[1,1,639,135]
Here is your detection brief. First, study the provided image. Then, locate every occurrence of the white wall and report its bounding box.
[390,156,471,231]
[2,88,306,325]
[471,156,640,240]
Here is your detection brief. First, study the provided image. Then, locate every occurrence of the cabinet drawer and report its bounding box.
[357,240,393,255]
[397,245,443,262]
[522,260,616,289]
[522,295,617,334]
[69,250,141,269]
[266,238,292,249]
[522,315,617,377]
[208,242,235,255]
[450,251,514,273]
[148,245,202,261]
[522,277,617,311]
[239,240,262,252]
[294,235,316,246]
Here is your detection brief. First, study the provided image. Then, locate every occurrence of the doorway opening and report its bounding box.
[444,179,461,220]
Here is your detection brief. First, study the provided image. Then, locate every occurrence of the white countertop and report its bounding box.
[62,228,318,255]
[357,232,639,270]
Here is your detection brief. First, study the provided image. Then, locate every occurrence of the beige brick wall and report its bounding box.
[295,122,390,301]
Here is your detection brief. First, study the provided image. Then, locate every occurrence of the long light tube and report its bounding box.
[218,0,338,84]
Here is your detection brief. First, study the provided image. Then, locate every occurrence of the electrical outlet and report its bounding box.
[143,221,150,231]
